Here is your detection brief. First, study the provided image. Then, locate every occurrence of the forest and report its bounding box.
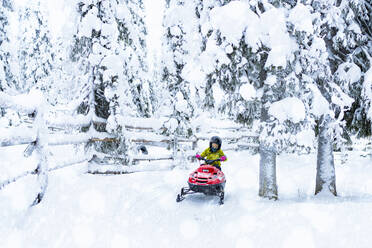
[0,0,372,247]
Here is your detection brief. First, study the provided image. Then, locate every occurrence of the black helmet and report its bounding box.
[209,136,222,152]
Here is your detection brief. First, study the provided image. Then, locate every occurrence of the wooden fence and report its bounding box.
[0,91,102,205]
[87,119,260,175]
[0,91,260,204]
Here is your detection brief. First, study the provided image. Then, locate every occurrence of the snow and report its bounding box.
[336,62,362,84]
[265,74,277,86]
[212,83,225,107]
[122,117,166,130]
[181,61,206,88]
[48,114,91,128]
[308,84,330,117]
[78,6,100,37]
[239,83,256,101]
[208,0,297,66]
[1,147,372,247]
[268,97,306,123]
[331,83,354,109]
[170,25,182,36]
[0,126,36,147]
[296,129,315,148]
[192,114,248,133]
[175,91,189,114]
[288,3,314,34]
[363,66,372,119]
[0,89,44,114]
[210,1,259,47]
[0,145,37,183]
[200,39,230,71]
[1,0,372,247]
[116,3,131,20]
[260,8,297,68]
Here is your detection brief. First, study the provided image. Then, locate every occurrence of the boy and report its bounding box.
[196,136,227,170]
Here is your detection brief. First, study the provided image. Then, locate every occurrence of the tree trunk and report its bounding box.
[259,143,278,200]
[258,104,278,200]
[315,114,337,196]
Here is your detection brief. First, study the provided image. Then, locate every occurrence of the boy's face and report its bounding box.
[211,143,218,149]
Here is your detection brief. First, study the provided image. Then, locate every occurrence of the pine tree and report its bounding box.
[160,0,203,137]
[72,0,151,159]
[115,0,153,118]
[333,0,372,137]
[287,0,361,196]
[0,0,15,93]
[284,1,339,196]
[16,1,54,94]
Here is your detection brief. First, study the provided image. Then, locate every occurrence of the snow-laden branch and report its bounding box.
[127,131,196,144]
[0,126,37,147]
[48,114,92,128]
[123,117,165,131]
[196,133,258,141]
[0,90,43,114]
[48,130,114,146]
[127,132,175,143]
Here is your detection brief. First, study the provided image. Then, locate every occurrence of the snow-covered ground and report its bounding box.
[1,146,372,248]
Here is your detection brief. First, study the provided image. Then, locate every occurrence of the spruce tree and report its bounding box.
[16,1,54,93]
[160,0,204,137]
[334,0,372,137]
[72,0,152,159]
[0,0,15,93]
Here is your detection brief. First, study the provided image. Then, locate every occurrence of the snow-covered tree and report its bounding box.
[283,1,337,196]
[203,1,304,199]
[160,0,205,137]
[332,0,372,137]
[202,2,261,125]
[72,0,151,158]
[363,60,372,134]
[72,0,123,156]
[310,0,371,196]
[0,0,15,93]
[202,0,363,199]
[15,1,54,94]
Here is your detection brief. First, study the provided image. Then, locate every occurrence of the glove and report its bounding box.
[195,154,202,160]
[220,156,226,161]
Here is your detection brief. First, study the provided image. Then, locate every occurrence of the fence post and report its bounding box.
[31,98,49,206]
[172,135,178,161]
[191,138,197,162]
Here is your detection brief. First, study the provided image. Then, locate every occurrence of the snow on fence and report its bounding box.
[87,118,198,174]
[0,91,49,205]
[0,91,101,205]
[88,117,260,174]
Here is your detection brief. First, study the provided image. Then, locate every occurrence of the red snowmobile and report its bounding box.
[176,157,226,204]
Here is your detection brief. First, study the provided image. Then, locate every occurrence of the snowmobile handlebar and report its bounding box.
[198,157,220,165]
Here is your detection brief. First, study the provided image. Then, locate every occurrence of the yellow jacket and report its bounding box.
[200,148,227,167]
